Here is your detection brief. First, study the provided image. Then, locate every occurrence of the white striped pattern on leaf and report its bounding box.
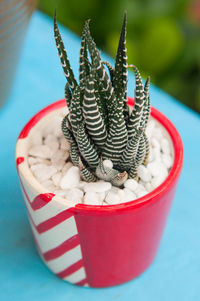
[64,83,72,109]
[141,76,151,130]
[54,13,77,91]
[136,133,146,166]
[79,34,90,90]
[78,157,97,182]
[102,113,128,164]
[113,12,128,111]
[70,85,83,137]
[83,70,107,148]
[77,124,100,169]
[128,158,138,179]
[119,128,142,171]
[83,20,116,118]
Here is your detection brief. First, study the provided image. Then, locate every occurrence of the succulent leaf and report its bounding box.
[70,85,83,136]
[142,132,150,166]
[54,12,77,91]
[83,69,107,148]
[119,128,142,170]
[83,20,116,118]
[55,14,151,188]
[62,115,73,143]
[102,114,128,164]
[128,158,138,179]
[78,157,97,182]
[142,76,151,129]
[102,61,115,83]
[79,33,90,90]
[64,82,72,109]
[77,124,100,169]
[135,133,146,166]
[113,12,128,108]
[95,158,127,186]
[111,171,128,187]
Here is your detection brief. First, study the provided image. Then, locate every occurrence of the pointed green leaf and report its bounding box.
[113,12,128,107]
[79,32,90,90]
[83,69,107,148]
[54,11,77,91]
[77,124,100,169]
[119,128,142,170]
[64,82,72,109]
[70,85,83,137]
[83,20,116,117]
[78,157,97,182]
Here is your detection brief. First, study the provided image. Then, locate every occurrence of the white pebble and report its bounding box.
[51,150,68,171]
[43,116,63,137]
[103,160,113,169]
[60,137,70,151]
[137,190,148,198]
[148,147,154,162]
[151,137,160,149]
[44,135,59,155]
[162,154,173,169]
[65,188,83,204]
[84,181,112,193]
[105,190,121,205]
[123,188,137,202]
[161,138,170,155]
[151,168,168,189]
[83,192,102,205]
[52,116,63,137]
[41,179,56,191]
[148,161,168,180]
[152,147,161,162]
[124,179,138,192]
[28,156,50,165]
[146,120,155,138]
[145,182,153,192]
[151,177,163,189]
[62,162,73,174]
[134,183,146,195]
[78,181,87,189]
[52,172,62,186]
[152,127,163,141]
[118,189,125,200]
[138,165,152,182]
[32,164,57,182]
[29,145,52,159]
[31,131,43,146]
[60,166,80,189]
[51,149,64,163]
[54,189,67,198]
[97,191,106,203]
[147,161,162,177]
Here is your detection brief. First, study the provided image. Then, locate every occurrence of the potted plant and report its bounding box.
[15,12,183,288]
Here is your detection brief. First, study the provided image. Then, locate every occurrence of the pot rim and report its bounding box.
[16,98,184,213]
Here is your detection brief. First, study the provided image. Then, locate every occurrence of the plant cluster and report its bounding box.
[54,12,151,187]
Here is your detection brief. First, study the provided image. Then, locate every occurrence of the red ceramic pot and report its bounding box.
[15,98,183,288]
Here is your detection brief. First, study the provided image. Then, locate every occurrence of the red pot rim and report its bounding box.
[18,98,184,213]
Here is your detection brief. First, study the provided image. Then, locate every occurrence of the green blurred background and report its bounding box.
[38,0,200,113]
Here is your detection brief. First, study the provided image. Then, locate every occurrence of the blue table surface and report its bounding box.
[0,11,199,301]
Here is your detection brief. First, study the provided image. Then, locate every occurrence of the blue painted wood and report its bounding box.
[0,11,199,301]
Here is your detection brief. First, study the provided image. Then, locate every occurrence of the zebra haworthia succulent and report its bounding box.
[54,11,151,187]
